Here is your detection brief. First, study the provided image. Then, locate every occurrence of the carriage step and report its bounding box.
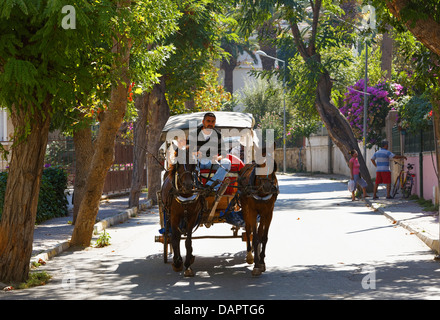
[155,235,171,244]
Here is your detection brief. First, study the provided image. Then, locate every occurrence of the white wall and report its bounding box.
[217,51,261,111]
[306,135,377,177]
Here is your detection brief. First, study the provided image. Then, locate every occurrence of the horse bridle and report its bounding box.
[239,162,279,198]
[174,164,197,193]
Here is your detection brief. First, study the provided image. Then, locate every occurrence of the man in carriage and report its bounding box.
[187,112,232,191]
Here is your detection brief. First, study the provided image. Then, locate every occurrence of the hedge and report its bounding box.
[0,166,68,224]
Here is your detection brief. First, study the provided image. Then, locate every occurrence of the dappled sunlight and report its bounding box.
[4,174,439,300]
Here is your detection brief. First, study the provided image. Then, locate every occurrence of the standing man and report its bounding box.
[188,112,231,190]
[371,140,406,199]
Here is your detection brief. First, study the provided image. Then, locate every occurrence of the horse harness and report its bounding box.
[238,162,279,201]
[162,164,206,236]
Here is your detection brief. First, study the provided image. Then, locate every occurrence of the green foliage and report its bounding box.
[288,110,321,142]
[392,30,440,94]
[17,271,52,289]
[169,65,232,114]
[239,77,291,146]
[164,0,232,110]
[129,0,180,90]
[240,78,285,123]
[95,230,111,248]
[0,0,181,138]
[259,111,284,142]
[235,0,366,131]
[44,139,75,167]
[37,166,69,223]
[397,93,433,133]
[0,166,68,223]
[0,0,98,110]
[51,0,181,136]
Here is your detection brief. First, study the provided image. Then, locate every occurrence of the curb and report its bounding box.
[30,199,153,266]
[366,199,440,254]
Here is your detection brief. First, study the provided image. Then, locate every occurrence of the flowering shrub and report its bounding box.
[340,79,401,148]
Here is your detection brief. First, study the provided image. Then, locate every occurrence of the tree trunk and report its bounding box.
[386,0,440,57]
[70,82,129,247]
[0,103,51,284]
[221,56,237,94]
[146,77,170,205]
[286,0,373,191]
[315,71,374,191]
[70,14,131,247]
[72,123,94,225]
[381,29,393,80]
[129,93,148,208]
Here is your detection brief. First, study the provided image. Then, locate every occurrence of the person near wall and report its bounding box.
[349,149,368,201]
[371,140,407,199]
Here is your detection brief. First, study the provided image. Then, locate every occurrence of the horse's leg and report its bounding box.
[171,225,183,272]
[243,202,254,264]
[258,223,268,273]
[245,223,254,264]
[251,222,262,277]
[183,231,195,277]
[258,206,274,273]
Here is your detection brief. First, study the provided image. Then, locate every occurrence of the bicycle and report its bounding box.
[391,161,415,199]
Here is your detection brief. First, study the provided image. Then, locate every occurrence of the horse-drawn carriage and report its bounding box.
[154,111,279,277]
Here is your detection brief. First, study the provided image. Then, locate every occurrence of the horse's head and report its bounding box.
[239,143,279,197]
[254,159,278,196]
[171,147,198,195]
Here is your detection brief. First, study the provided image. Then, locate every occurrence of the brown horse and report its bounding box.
[238,154,279,276]
[160,149,205,277]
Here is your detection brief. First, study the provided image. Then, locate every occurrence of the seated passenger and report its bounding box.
[187,112,231,190]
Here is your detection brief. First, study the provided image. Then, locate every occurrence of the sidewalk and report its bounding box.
[311,173,439,254]
[365,193,440,254]
[31,192,153,265]
[337,172,440,254]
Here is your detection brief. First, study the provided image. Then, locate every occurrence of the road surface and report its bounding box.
[3,174,440,301]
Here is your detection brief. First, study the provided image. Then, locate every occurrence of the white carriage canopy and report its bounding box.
[160,111,255,142]
[159,111,259,164]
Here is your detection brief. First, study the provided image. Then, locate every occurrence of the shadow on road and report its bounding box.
[101,252,440,300]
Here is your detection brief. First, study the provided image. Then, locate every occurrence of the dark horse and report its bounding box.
[160,148,205,277]
[238,150,279,276]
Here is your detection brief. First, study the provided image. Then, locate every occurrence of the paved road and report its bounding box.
[3,174,440,301]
